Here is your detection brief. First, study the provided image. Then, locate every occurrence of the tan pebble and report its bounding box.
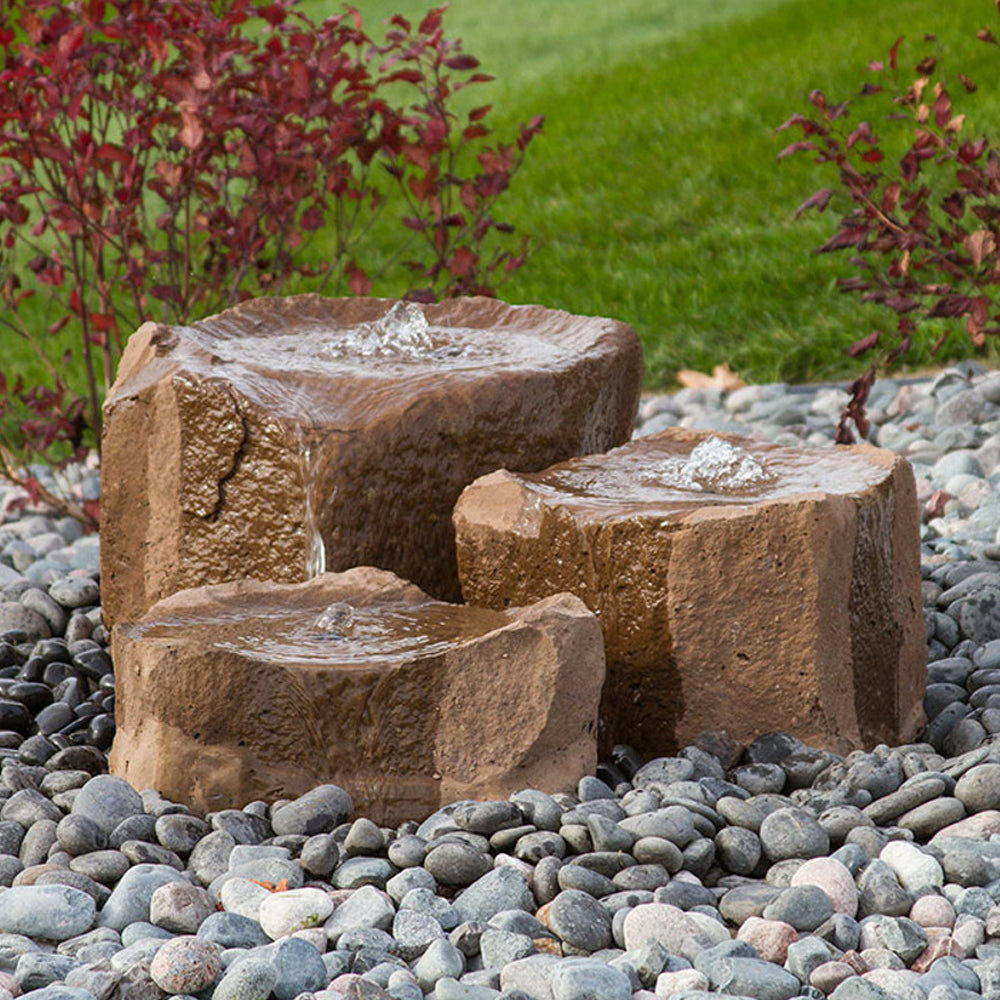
[810,962,857,993]
[736,915,798,963]
[909,895,956,929]
[790,856,858,917]
[910,932,964,973]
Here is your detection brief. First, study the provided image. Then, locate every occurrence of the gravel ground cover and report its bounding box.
[0,366,999,1000]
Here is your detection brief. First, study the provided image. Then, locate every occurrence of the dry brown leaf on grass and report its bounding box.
[675,362,747,392]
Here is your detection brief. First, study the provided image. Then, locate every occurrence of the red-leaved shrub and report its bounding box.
[778,24,999,442]
[0,0,542,523]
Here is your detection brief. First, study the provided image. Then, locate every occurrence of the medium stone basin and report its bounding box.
[453,428,927,757]
[100,295,642,627]
[109,567,606,824]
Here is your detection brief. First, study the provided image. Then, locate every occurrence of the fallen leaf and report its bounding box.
[676,362,747,392]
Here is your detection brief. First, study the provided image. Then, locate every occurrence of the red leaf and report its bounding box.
[847,331,879,357]
[299,205,324,230]
[468,105,492,123]
[959,139,989,164]
[402,145,432,171]
[942,193,965,219]
[794,187,833,218]
[289,60,310,102]
[463,124,488,143]
[445,55,479,71]
[88,313,115,333]
[846,122,875,148]
[934,87,951,129]
[418,8,444,35]
[83,0,106,28]
[95,144,130,166]
[889,35,902,71]
[448,247,476,278]
[861,149,884,164]
[408,174,436,202]
[777,141,817,161]
[346,262,371,296]
[259,5,287,27]
[928,295,971,318]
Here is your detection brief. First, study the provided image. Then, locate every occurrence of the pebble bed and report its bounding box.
[3,366,1000,1000]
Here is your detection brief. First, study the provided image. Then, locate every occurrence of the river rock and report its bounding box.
[453,428,925,755]
[109,568,604,824]
[101,295,643,624]
[148,935,221,994]
[0,886,95,941]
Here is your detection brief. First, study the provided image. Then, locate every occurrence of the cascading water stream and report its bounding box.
[298,302,439,579]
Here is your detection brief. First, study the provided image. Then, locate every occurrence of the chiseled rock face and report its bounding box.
[109,567,605,825]
[100,295,642,626]
[453,428,926,757]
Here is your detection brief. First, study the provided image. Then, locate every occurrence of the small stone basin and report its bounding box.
[453,428,927,757]
[108,567,606,824]
[100,295,643,627]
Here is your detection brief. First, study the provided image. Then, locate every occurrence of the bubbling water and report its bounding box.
[313,601,355,636]
[319,301,435,360]
[652,435,776,494]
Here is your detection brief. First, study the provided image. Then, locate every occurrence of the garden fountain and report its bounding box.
[102,295,925,817]
[453,427,927,758]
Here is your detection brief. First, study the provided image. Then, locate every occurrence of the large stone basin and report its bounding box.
[100,295,642,626]
[109,567,605,824]
[453,428,927,757]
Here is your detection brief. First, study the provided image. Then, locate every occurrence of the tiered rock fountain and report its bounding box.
[102,295,926,823]
[102,296,641,822]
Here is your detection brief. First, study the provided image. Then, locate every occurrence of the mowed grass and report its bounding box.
[6,0,1000,402]
[331,0,1000,387]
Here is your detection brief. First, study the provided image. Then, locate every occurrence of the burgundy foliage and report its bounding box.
[0,0,542,524]
[778,20,1000,442]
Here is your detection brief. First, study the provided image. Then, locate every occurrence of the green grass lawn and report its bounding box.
[332,0,1000,388]
[6,0,1000,409]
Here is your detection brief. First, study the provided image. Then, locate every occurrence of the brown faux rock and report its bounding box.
[453,428,926,757]
[100,295,642,627]
[108,566,605,825]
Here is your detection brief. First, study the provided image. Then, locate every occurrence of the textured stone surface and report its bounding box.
[109,567,604,823]
[101,295,642,625]
[453,428,925,755]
